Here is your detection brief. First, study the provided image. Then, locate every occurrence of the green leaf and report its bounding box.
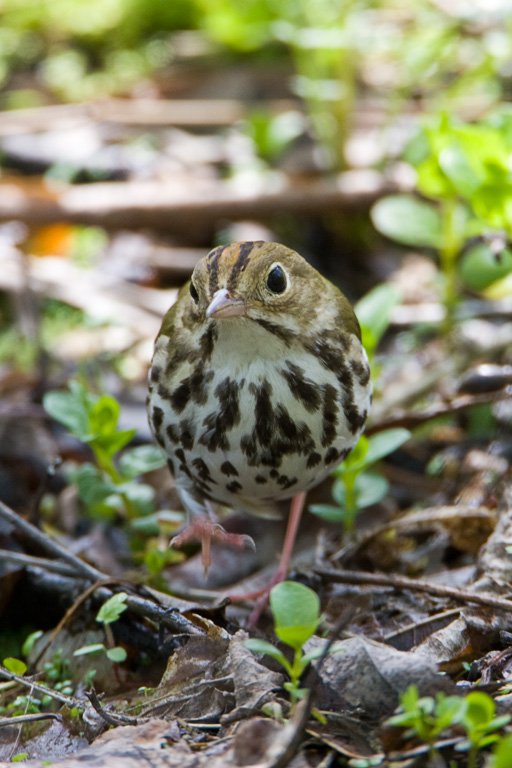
[301,644,345,666]
[463,691,495,728]
[490,734,512,768]
[308,504,344,523]
[487,715,512,732]
[72,463,117,506]
[21,630,43,658]
[245,638,290,670]
[119,445,166,478]
[3,657,27,675]
[333,472,389,510]
[435,694,467,731]
[371,195,444,249]
[363,428,411,467]
[43,390,89,439]
[283,682,309,699]
[130,509,184,534]
[438,145,480,197]
[73,643,105,656]
[106,647,127,662]
[144,548,167,575]
[356,473,389,508]
[334,435,369,475]
[96,592,128,624]
[485,271,512,299]
[90,428,136,459]
[88,395,120,436]
[400,683,420,712]
[12,753,28,762]
[270,581,320,651]
[386,710,416,728]
[119,482,155,516]
[355,283,402,349]
[460,243,512,291]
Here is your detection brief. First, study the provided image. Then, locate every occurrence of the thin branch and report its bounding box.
[0,549,78,577]
[86,688,139,726]
[0,499,104,582]
[383,608,462,644]
[367,385,512,434]
[0,713,63,728]
[0,171,396,230]
[0,666,85,710]
[315,567,512,612]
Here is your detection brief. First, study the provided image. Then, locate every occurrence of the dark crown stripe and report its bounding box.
[227,241,260,290]
[206,244,228,293]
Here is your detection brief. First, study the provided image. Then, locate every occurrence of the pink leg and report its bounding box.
[171,517,255,576]
[274,491,306,584]
[229,491,307,626]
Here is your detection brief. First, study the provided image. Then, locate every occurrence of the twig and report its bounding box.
[0,666,85,710]
[0,549,78,577]
[315,567,512,612]
[367,385,512,434]
[0,98,298,136]
[0,499,104,582]
[0,171,397,230]
[383,608,462,644]
[0,713,63,728]
[85,688,138,726]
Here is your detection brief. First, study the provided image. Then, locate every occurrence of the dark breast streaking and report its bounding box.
[147,241,372,520]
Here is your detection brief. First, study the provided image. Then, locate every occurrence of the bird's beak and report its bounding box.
[206,288,246,318]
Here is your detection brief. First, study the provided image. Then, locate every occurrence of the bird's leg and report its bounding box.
[230,491,307,626]
[273,490,306,585]
[170,502,255,576]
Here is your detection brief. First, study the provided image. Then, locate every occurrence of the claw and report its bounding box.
[170,518,256,576]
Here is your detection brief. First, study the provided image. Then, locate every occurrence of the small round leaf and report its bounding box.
[106,647,127,662]
[371,195,443,249]
[3,657,27,676]
[270,581,320,650]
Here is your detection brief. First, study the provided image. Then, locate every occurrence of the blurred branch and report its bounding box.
[0,170,398,232]
[0,98,298,137]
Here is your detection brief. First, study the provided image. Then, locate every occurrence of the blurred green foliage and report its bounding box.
[2,1,512,170]
[0,298,85,372]
[0,0,197,102]
[372,110,512,328]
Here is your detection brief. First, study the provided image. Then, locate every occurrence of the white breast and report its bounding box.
[149,317,371,517]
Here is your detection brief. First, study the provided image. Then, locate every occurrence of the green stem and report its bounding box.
[92,447,139,520]
[439,198,462,333]
[343,472,358,532]
[287,648,304,712]
[467,744,477,768]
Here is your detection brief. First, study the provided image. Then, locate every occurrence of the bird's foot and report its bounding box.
[170,518,255,576]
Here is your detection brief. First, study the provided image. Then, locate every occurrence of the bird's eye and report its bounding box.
[266,265,287,294]
[189,281,199,303]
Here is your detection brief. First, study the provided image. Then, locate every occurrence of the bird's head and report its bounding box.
[183,241,360,338]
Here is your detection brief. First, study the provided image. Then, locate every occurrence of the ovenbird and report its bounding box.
[147,241,371,582]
